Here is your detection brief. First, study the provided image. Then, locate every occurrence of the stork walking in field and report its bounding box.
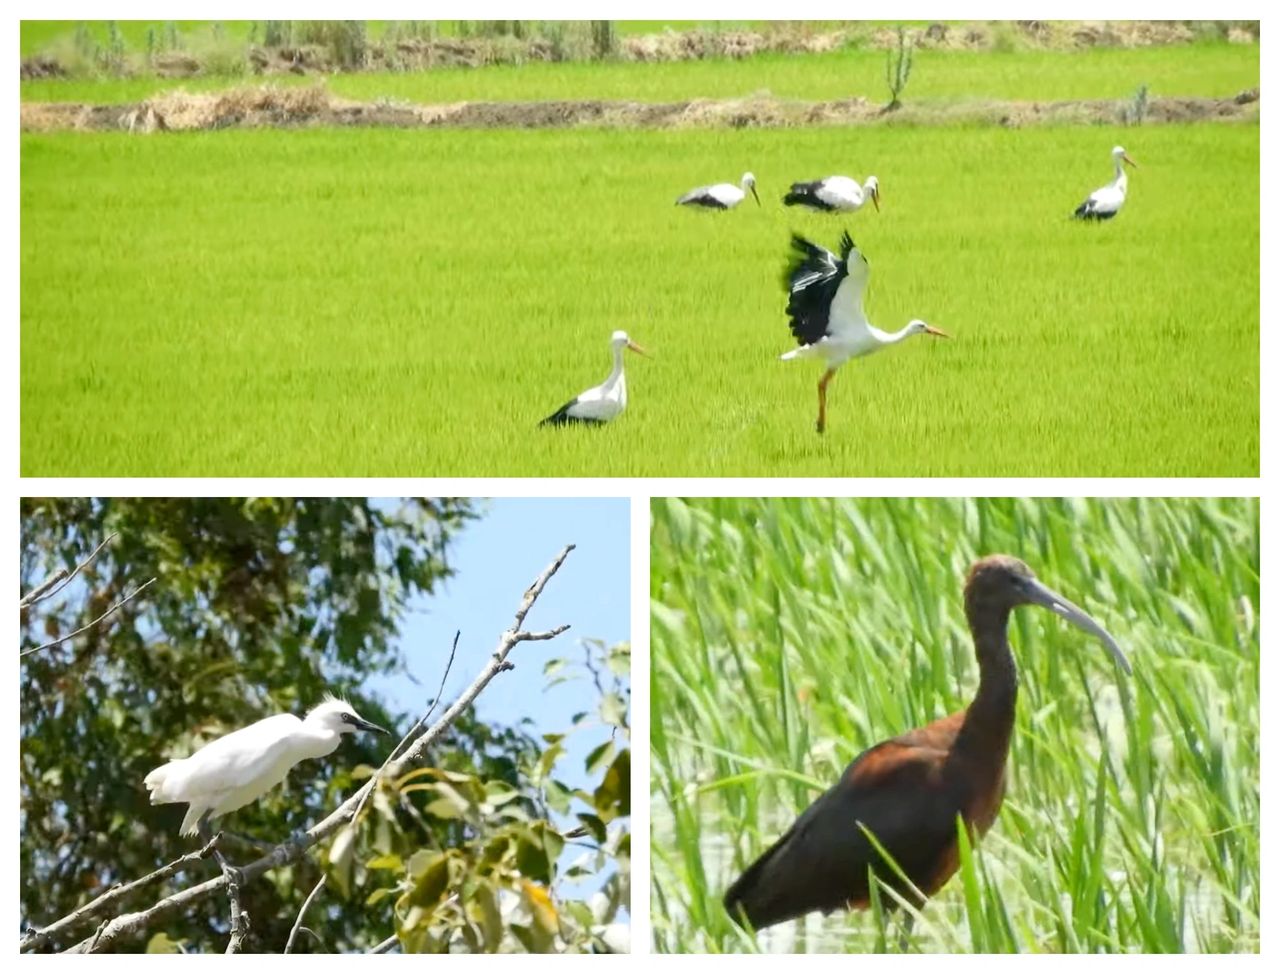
[540,330,649,427]
[781,232,947,434]
[783,175,880,213]
[1073,146,1137,220]
[676,172,761,210]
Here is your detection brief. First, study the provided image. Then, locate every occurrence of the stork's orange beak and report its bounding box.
[925,325,949,338]
[1122,153,1138,168]
[626,340,650,357]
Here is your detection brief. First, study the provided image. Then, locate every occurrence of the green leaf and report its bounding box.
[366,853,403,871]
[145,932,183,953]
[593,748,631,819]
[327,825,357,900]
[585,740,615,777]
[599,692,628,728]
[574,812,607,843]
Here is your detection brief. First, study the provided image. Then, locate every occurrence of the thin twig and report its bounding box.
[349,630,460,827]
[284,875,326,954]
[21,577,156,658]
[60,545,574,954]
[368,933,399,953]
[21,833,221,953]
[19,533,118,608]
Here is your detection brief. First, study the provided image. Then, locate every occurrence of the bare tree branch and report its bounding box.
[20,833,221,952]
[368,933,399,954]
[54,544,574,954]
[19,533,117,608]
[224,866,247,954]
[284,876,326,954]
[21,577,156,658]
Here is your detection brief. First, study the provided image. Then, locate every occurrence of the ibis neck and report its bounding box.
[956,602,1018,756]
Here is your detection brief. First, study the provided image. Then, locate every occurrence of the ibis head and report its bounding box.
[964,555,1131,674]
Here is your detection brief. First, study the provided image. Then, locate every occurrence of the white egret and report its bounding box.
[781,231,947,433]
[1073,146,1137,220]
[676,172,760,210]
[145,695,389,839]
[783,174,880,213]
[539,330,649,427]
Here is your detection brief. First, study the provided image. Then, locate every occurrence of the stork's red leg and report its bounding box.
[816,369,835,434]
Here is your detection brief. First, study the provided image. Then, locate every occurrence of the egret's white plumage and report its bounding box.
[540,330,648,427]
[1074,146,1137,220]
[145,696,388,836]
[676,172,760,210]
[783,174,880,213]
[781,232,947,433]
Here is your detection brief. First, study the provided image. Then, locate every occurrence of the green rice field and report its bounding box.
[20,42,1258,106]
[20,119,1257,476]
[650,497,1259,952]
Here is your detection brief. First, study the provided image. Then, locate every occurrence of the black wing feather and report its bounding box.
[782,232,854,346]
[539,399,606,427]
[783,180,837,210]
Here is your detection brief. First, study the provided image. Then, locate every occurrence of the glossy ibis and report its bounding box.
[783,174,881,214]
[780,232,948,434]
[1073,146,1138,220]
[724,555,1130,931]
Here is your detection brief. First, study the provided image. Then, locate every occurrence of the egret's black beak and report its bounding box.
[353,716,390,735]
[1021,578,1131,675]
[750,184,761,207]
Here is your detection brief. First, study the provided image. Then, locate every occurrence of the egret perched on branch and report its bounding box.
[676,172,761,210]
[539,330,649,427]
[781,231,947,433]
[145,695,389,838]
[1073,146,1138,220]
[783,174,880,213]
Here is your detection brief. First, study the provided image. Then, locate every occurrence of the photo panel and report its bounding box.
[651,496,1258,953]
[19,497,631,953]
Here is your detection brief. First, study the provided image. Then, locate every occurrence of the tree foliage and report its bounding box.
[20,499,629,953]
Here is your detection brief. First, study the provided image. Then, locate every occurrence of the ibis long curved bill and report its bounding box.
[1021,577,1131,674]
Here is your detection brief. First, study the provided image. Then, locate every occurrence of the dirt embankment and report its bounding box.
[19,20,1261,81]
[19,84,1261,134]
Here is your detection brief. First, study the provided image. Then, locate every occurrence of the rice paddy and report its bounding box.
[650,497,1259,952]
[20,120,1258,476]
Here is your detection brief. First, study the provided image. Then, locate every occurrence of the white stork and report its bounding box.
[1073,146,1138,220]
[783,175,880,213]
[781,232,947,433]
[676,172,760,210]
[540,330,648,427]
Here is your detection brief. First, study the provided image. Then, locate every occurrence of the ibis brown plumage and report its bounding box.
[723,554,1130,931]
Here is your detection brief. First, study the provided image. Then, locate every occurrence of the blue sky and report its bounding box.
[366,497,631,747]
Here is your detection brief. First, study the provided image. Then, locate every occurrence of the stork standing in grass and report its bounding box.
[540,330,649,427]
[676,172,761,210]
[781,232,947,434]
[1073,146,1138,220]
[783,174,880,213]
